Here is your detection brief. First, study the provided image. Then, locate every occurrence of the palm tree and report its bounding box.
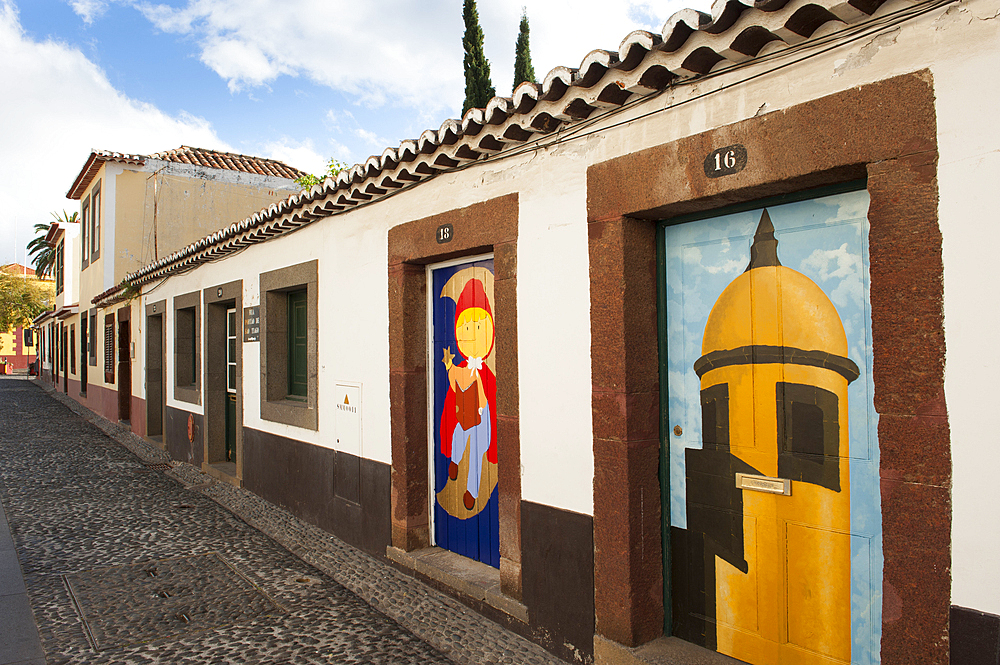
[27,211,76,278]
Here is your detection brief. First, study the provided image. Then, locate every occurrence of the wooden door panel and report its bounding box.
[664,190,881,664]
[431,259,499,568]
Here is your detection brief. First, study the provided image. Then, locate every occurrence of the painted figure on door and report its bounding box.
[666,194,881,665]
[440,277,497,511]
[433,260,500,567]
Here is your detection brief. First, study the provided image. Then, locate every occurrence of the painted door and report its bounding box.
[225,307,237,463]
[117,317,130,421]
[80,317,88,394]
[431,258,499,568]
[663,190,881,665]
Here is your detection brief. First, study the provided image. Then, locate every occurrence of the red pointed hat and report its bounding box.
[455,278,492,320]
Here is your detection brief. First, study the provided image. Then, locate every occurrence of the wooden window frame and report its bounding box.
[259,260,318,430]
[91,180,101,260]
[81,195,90,268]
[103,313,114,384]
[286,289,308,399]
[173,291,201,405]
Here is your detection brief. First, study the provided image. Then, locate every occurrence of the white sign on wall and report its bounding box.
[334,382,361,457]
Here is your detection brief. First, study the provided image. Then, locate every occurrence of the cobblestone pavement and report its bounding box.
[0,378,563,665]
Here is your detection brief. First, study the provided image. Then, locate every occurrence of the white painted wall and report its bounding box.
[57,223,81,310]
[931,4,1000,616]
[132,0,1000,609]
[102,163,121,295]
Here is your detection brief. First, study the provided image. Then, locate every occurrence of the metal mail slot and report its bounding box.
[736,473,791,496]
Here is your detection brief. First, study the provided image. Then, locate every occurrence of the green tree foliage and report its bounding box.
[27,211,76,278]
[512,10,536,91]
[462,0,495,116]
[294,158,349,190]
[0,271,54,334]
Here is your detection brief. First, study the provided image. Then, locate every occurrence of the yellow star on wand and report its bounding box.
[442,346,455,370]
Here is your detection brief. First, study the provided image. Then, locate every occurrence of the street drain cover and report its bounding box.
[64,552,282,650]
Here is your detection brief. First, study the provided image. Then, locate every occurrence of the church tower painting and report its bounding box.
[668,198,877,665]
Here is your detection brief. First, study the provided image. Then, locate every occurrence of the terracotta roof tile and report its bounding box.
[68,146,305,199]
[96,0,944,305]
[148,146,306,180]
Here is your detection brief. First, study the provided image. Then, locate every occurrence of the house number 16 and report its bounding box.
[704,144,748,178]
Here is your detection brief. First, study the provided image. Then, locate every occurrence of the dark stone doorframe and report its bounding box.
[62,323,68,394]
[80,316,88,396]
[117,306,131,423]
[145,299,166,439]
[203,280,242,477]
[387,193,523,601]
[586,70,950,664]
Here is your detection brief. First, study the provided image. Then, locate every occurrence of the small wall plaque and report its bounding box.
[736,472,791,496]
[704,144,748,178]
[243,306,260,342]
[436,223,454,244]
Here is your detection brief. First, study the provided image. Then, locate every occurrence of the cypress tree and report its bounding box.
[462,0,495,116]
[512,10,536,92]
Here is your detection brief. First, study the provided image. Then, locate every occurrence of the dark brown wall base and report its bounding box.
[131,395,146,438]
[243,427,391,558]
[65,381,120,427]
[165,405,203,466]
[521,501,595,664]
[951,606,1000,665]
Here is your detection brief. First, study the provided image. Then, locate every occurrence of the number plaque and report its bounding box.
[436,224,454,244]
[704,144,747,178]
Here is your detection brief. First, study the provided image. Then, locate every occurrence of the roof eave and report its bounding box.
[45,223,63,246]
[66,152,102,200]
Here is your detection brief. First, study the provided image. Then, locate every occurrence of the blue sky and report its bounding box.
[0,0,714,267]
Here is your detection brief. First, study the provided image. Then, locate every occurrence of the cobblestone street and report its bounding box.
[0,378,562,665]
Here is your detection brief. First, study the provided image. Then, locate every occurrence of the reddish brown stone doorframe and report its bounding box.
[587,71,951,664]
[387,193,524,599]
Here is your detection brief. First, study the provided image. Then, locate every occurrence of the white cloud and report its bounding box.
[200,36,295,92]
[704,258,745,275]
[326,140,353,163]
[800,244,864,309]
[354,128,386,149]
[132,0,712,120]
[68,0,108,23]
[260,138,327,175]
[138,0,467,114]
[0,0,228,265]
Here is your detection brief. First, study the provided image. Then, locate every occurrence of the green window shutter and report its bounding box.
[287,290,308,398]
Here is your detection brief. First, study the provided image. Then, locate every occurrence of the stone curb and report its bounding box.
[31,380,563,665]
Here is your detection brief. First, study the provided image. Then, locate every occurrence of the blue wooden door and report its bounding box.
[431,258,499,568]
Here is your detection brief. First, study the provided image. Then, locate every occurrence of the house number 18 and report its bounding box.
[436,223,454,244]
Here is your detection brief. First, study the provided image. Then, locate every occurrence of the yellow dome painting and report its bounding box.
[664,190,880,665]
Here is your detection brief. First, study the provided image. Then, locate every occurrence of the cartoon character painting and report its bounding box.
[432,259,499,567]
[440,277,497,510]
